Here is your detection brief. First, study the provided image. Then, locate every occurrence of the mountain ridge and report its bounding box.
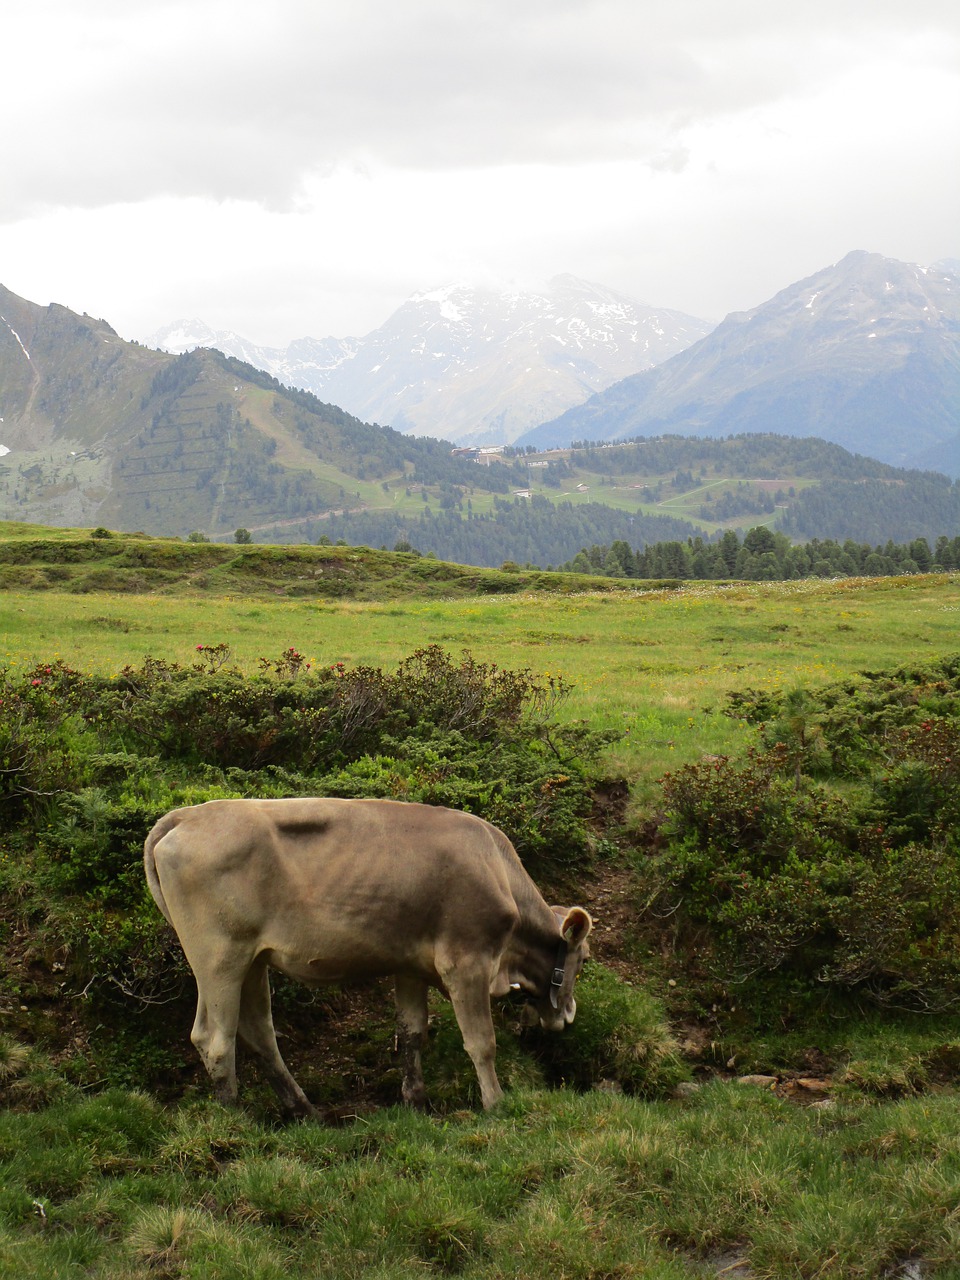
[146,275,714,446]
[515,252,960,474]
[3,266,960,562]
[0,288,529,537]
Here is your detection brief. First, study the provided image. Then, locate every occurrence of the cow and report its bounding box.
[143,797,592,1114]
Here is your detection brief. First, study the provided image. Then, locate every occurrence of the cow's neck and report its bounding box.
[488,828,568,992]
[507,879,567,991]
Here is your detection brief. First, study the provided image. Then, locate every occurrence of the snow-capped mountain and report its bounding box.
[145,320,361,388]
[517,252,960,475]
[146,276,713,444]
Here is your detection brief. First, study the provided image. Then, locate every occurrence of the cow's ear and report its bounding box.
[561,907,592,946]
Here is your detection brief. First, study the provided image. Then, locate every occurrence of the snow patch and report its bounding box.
[0,444,9,457]
[1,315,31,360]
[414,284,466,323]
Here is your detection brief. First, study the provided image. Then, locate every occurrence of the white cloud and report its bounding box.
[1,0,957,342]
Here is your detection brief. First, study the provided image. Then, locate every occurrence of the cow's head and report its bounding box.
[529,906,592,1032]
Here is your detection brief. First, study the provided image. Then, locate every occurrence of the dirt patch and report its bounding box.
[576,859,641,979]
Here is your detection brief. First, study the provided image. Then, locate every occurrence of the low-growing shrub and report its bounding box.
[529,964,688,1097]
[646,733,960,1011]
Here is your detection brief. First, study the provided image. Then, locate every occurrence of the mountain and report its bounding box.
[148,320,362,402]
[5,280,959,565]
[0,284,526,538]
[515,252,960,475]
[147,276,714,446]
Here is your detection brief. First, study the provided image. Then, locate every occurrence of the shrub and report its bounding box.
[646,740,960,1010]
[320,729,596,872]
[529,964,687,1097]
[0,663,91,815]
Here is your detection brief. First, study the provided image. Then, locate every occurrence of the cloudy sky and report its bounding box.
[2,0,958,346]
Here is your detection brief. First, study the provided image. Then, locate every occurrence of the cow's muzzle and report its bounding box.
[538,996,576,1032]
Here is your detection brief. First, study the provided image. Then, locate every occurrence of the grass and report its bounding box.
[2,1081,960,1278]
[3,565,958,800]
[4,533,960,1275]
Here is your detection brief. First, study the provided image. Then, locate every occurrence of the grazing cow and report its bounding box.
[143,797,592,1114]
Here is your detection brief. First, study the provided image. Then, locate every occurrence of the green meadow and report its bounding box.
[3,1087,960,1279]
[4,569,958,799]
[3,532,960,1278]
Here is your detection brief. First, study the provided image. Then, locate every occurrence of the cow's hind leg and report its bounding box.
[190,974,243,1107]
[443,968,504,1110]
[237,958,317,1119]
[394,974,429,1108]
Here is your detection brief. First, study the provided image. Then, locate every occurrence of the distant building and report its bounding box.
[450,445,507,466]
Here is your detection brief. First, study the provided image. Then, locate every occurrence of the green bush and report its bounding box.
[61,643,580,774]
[529,964,688,1097]
[647,736,960,1010]
[321,730,595,869]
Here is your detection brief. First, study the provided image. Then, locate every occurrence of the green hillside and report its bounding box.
[0,520,670,601]
[3,282,959,560]
[311,434,960,563]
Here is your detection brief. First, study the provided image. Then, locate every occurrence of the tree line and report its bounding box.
[781,475,960,545]
[310,494,700,570]
[562,433,907,481]
[559,526,960,580]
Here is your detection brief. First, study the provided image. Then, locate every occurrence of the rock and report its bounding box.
[736,1074,778,1089]
[672,1081,702,1099]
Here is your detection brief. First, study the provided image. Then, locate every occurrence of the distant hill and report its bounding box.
[0,285,526,537]
[312,434,960,565]
[516,252,960,475]
[147,276,714,446]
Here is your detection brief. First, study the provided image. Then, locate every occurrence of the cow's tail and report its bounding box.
[143,811,180,926]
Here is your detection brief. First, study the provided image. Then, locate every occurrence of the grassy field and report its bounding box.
[3,533,960,1278]
[3,1085,960,1279]
[4,568,958,801]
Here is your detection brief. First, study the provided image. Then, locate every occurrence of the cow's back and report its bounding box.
[146,797,521,981]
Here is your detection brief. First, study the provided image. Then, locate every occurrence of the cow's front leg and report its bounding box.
[394,973,430,1108]
[444,969,503,1110]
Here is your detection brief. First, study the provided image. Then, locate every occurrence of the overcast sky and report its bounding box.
[2,0,957,346]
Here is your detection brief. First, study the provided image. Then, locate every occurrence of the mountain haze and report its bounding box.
[516,252,960,475]
[148,276,714,446]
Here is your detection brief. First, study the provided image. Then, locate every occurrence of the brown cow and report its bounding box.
[144,797,592,1114]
